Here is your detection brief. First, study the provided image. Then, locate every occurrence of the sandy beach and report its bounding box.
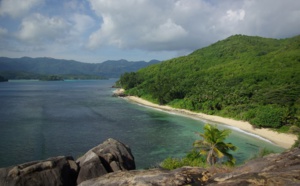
[124,95,297,149]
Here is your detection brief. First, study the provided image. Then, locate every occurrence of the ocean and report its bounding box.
[0,79,283,169]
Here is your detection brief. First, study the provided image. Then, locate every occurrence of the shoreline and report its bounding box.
[124,95,297,149]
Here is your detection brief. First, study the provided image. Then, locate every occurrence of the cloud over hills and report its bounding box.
[0,0,299,63]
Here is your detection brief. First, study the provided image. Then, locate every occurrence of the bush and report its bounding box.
[250,105,286,128]
[160,150,206,170]
[243,109,256,121]
[169,98,195,110]
[160,157,183,170]
[126,87,144,97]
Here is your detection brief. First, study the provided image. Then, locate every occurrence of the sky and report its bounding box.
[0,0,299,63]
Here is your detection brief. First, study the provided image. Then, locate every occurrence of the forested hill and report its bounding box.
[0,57,160,79]
[118,34,300,131]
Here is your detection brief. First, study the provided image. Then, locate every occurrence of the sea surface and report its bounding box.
[0,79,284,169]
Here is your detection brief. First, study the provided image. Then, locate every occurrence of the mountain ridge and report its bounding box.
[0,57,160,78]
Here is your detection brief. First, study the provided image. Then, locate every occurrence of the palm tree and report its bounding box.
[193,124,237,166]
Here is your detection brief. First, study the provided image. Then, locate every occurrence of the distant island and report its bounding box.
[0,75,8,82]
[39,75,64,81]
[0,58,160,80]
[38,74,109,81]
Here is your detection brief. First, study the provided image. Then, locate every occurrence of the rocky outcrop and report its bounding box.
[112,88,126,97]
[209,146,300,185]
[79,167,207,186]
[1,139,299,186]
[0,156,78,186]
[76,138,135,184]
[78,146,300,185]
[0,138,135,186]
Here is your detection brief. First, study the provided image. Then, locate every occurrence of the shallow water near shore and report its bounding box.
[0,79,283,169]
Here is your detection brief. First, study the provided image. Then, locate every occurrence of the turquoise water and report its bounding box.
[132,105,284,165]
[0,79,284,169]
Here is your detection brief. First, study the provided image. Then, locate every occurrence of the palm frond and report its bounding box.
[213,147,225,158]
[200,149,208,155]
[194,124,237,166]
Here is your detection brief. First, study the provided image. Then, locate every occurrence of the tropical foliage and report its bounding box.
[160,150,206,170]
[160,124,236,170]
[117,34,300,130]
[193,124,237,166]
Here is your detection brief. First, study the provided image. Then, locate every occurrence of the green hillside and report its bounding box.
[118,34,300,130]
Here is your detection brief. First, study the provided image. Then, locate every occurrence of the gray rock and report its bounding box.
[78,146,300,186]
[2,139,299,186]
[0,138,135,186]
[79,167,206,186]
[209,146,300,185]
[76,138,135,184]
[0,156,78,186]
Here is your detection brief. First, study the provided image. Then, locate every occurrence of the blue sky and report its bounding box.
[0,0,299,63]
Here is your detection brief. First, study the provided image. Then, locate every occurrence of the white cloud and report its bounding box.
[86,0,300,53]
[64,0,85,11]
[17,13,70,43]
[87,15,118,48]
[143,19,187,43]
[239,0,300,38]
[224,9,245,22]
[87,0,190,50]
[0,27,8,36]
[70,13,95,36]
[1,0,300,62]
[0,0,43,18]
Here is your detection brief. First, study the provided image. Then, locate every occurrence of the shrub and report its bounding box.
[160,150,206,170]
[160,157,184,170]
[250,105,286,128]
[243,109,256,121]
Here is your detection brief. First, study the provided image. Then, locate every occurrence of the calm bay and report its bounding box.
[0,79,283,169]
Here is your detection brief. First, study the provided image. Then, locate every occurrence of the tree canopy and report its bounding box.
[118,34,300,130]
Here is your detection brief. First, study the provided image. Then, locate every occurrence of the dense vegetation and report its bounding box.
[161,124,236,170]
[160,150,206,170]
[118,34,300,131]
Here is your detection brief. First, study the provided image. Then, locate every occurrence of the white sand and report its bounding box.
[125,96,297,149]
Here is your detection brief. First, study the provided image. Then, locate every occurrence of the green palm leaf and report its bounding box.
[193,124,237,166]
[213,146,225,158]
